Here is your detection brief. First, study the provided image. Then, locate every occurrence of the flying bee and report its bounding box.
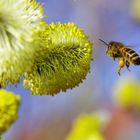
[99,39,140,75]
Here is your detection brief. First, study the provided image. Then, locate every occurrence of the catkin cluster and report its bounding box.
[0,0,92,96]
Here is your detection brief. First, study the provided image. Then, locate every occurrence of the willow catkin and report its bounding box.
[0,90,21,136]
[23,22,92,95]
[0,0,44,86]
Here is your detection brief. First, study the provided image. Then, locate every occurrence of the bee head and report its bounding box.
[107,41,116,57]
[99,39,117,58]
[108,41,123,58]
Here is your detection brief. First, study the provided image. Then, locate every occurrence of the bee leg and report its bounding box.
[113,57,116,61]
[126,60,130,71]
[118,58,124,76]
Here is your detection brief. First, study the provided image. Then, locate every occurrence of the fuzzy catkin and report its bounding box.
[24,22,92,95]
[0,0,44,86]
[0,90,21,136]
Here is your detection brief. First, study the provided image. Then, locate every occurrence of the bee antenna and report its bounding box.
[99,39,109,46]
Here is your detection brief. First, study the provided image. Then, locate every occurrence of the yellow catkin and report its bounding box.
[131,0,140,22]
[0,90,21,136]
[113,77,140,110]
[0,0,44,87]
[23,22,93,95]
[66,112,109,140]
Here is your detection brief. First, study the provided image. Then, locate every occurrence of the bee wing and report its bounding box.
[126,45,140,54]
[126,43,140,48]
[126,45,135,48]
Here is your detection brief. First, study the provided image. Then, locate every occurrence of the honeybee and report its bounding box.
[99,39,140,75]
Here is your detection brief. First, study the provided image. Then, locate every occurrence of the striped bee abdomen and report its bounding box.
[121,48,140,65]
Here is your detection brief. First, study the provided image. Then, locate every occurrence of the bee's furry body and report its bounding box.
[107,41,140,65]
[99,39,140,75]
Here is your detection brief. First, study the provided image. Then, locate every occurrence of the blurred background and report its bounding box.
[4,0,140,140]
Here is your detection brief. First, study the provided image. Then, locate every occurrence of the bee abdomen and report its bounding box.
[129,50,140,65]
[122,48,140,65]
[131,56,140,65]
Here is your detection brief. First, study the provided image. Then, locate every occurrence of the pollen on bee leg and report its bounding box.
[118,58,124,75]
